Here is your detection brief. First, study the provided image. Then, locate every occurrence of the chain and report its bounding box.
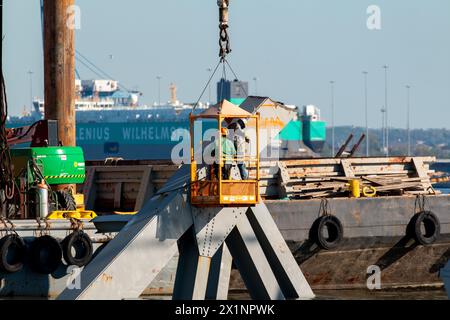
[218,0,231,61]
[415,194,429,213]
[192,0,233,112]
[319,198,331,217]
[70,217,84,231]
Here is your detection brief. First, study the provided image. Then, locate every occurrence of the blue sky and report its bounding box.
[3,0,450,129]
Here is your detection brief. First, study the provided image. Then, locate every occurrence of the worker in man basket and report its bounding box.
[228,119,249,180]
[212,127,236,180]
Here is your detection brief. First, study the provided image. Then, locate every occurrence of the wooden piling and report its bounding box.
[43,0,75,148]
[43,0,76,192]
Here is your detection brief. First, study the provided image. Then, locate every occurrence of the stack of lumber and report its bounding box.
[276,157,436,199]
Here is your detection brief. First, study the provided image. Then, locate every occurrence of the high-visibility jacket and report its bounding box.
[215,137,236,164]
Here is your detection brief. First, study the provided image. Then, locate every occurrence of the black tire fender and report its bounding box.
[0,234,26,273]
[29,235,62,274]
[62,231,93,267]
[409,211,440,245]
[311,215,344,250]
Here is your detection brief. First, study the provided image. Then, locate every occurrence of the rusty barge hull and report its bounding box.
[145,195,450,295]
[0,196,449,298]
[1,195,448,298]
[264,195,450,290]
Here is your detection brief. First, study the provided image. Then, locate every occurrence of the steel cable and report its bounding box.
[0,71,17,203]
[192,60,222,112]
[224,59,248,97]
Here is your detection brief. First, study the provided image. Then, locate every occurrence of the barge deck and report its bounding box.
[0,156,449,298]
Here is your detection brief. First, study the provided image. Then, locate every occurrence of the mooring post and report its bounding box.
[43,0,76,190]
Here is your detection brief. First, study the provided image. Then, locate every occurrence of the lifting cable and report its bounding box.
[224,59,248,97]
[0,71,17,203]
[192,60,222,112]
[217,0,248,97]
[218,0,231,61]
[193,0,247,111]
[218,60,227,107]
[192,57,244,113]
[165,1,251,197]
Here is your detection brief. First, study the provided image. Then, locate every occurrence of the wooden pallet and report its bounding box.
[273,157,436,199]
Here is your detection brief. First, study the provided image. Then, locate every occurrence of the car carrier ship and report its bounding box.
[7,79,326,161]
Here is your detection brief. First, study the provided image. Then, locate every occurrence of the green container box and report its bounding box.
[11,147,86,185]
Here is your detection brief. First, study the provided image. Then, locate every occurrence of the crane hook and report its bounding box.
[218,0,231,61]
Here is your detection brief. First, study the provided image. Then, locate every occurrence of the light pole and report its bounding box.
[381,107,386,154]
[330,81,335,157]
[156,76,162,106]
[207,68,212,103]
[406,85,411,156]
[28,70,34,112]
[253,77,259,96]
[363,71,369,157]
[382,65,389,157]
